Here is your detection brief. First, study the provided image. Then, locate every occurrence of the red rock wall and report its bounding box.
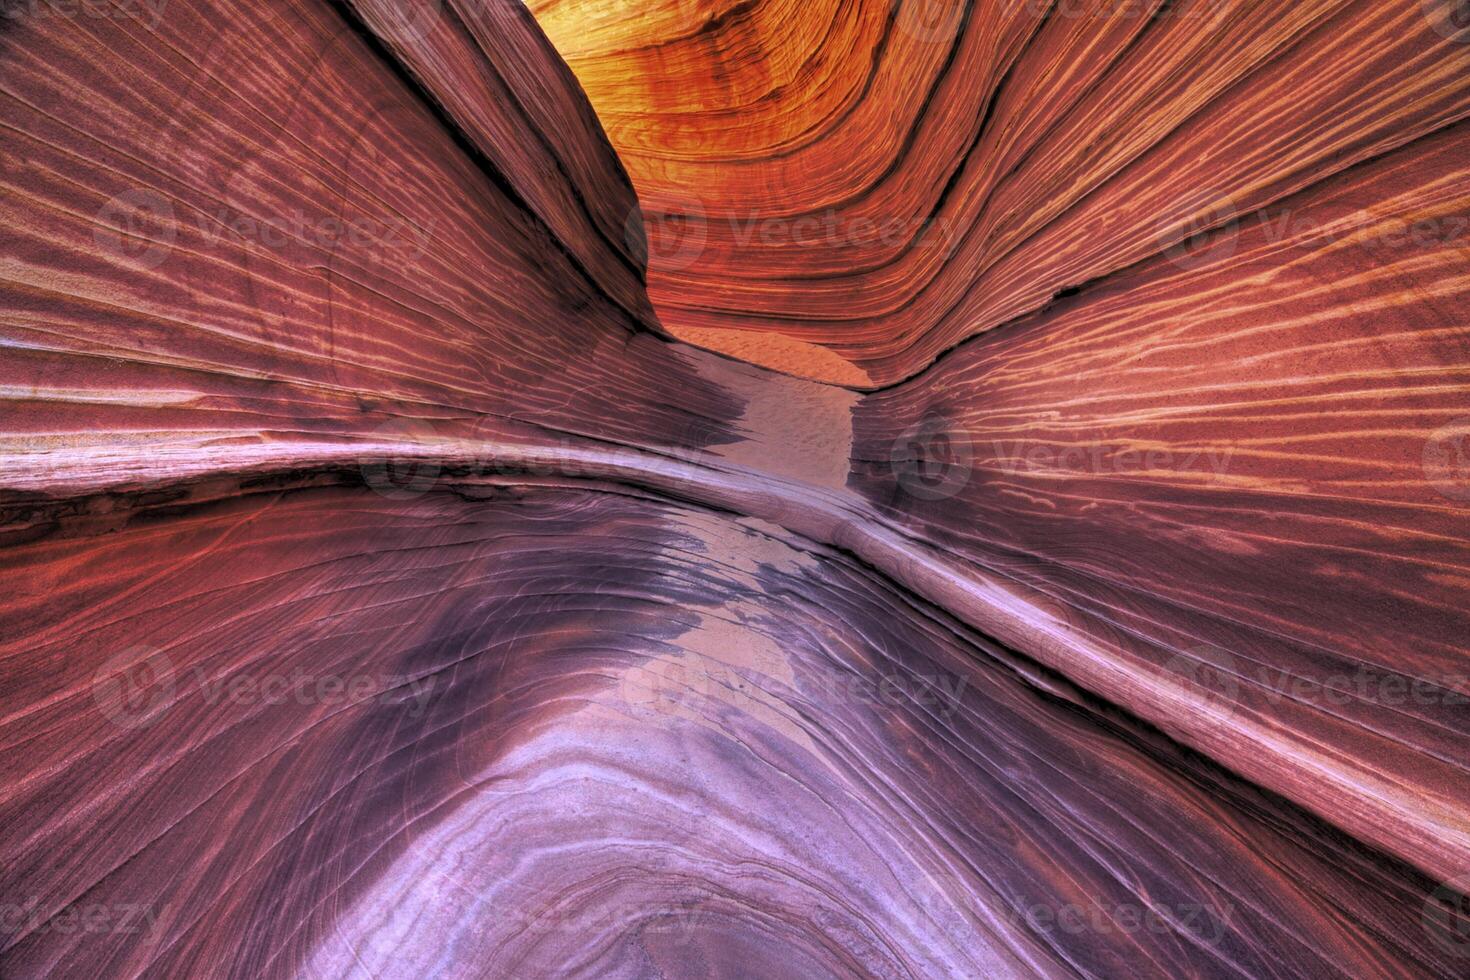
[1,0,1468,976]
[534,0,1470,386]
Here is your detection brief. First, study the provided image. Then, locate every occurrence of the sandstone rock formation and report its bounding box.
[1,0,1467,976]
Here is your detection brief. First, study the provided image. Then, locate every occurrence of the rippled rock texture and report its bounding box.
[1,0,1468,977]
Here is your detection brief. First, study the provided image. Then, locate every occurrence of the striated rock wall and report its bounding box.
[1,0,1468,976]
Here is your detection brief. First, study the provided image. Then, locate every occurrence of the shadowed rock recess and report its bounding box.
[1,0,1467,976]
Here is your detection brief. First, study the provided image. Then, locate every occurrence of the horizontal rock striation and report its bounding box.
[533,0,1470,387]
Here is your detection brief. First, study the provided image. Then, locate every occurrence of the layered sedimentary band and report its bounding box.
[1,0,1468,977]
[532,0,1470,387]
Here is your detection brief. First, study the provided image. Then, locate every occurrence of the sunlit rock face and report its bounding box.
[533,0,1470,387]
[1,0,1469,977]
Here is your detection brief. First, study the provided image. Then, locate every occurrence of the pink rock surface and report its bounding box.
[1,0,1468,976]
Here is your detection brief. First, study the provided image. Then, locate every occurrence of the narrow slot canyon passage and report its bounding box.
[1,1,1468,977]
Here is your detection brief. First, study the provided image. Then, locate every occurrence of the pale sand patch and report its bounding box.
[674,325,873,389]
[681,342,859,492]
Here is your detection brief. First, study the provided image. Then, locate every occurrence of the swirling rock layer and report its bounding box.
[532,0,1470,386]
[1,0,1468,977]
